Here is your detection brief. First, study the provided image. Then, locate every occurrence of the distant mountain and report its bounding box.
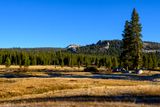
[66,44,80,53]
[67,40,160,55]
[0,47,64,52]
[1,40,160,56]
[142,41,160,52]
[76,40,122,55]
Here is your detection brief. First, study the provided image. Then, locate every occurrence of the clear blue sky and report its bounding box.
[0,0,159,48]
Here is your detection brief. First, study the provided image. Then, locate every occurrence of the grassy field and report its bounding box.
[0,65,84,71]
[0,66,160,107]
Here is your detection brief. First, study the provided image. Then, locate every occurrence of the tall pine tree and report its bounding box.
[131,8,143,69]
[120,21,133,70]
[121,8,142,70]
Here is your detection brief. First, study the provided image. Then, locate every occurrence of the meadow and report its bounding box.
[0,66,160,107]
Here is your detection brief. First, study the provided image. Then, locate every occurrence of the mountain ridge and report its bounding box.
[73,40,160,55]
[0,40,160,56]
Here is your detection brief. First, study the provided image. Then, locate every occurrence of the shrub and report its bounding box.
[84,66,99,73]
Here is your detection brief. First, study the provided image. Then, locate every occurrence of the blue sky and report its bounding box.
[0,0,159,48]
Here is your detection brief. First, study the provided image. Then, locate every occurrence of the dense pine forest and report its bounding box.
[0,49,115,68]
[0,48,160,70]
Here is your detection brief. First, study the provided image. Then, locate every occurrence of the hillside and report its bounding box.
[76,40,121,55]
[68,40,160,55]
[1,40,160,56]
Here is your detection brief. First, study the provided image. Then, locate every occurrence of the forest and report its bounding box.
[0,48,160,70]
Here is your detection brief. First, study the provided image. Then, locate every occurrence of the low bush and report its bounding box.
[84,66,99,73]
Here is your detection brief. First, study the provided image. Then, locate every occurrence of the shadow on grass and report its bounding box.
[0,69,160,82]
[0,72,47,78]
[0,95,160,105]
[46,72,160,82]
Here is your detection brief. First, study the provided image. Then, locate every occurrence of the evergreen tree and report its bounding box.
[106,58,112,69]
[77,56,82,68]
[121,8,142,70]
[142,54,148,69]
[131,8,143,69]
[148,55,153,69]
[60,58,64,67]
[85,58,89,67]
[95,58,98,67]
[24,56,30,68]
[5,57,11,68]
[112,57,118,68]
[120,21,133,70]
[69,54,74,67]
[69,57,73,67]
[0,55,2,65]
[98,58,104,68]
[151,53,157,69]
[32,56,37,65]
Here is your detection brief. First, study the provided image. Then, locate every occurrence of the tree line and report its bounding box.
[0,49,159,70]
[0,49,119,68]
[142,53,160,69]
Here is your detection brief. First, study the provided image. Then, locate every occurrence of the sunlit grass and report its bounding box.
[0,67,160,107]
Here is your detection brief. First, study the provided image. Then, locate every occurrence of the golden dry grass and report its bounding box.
[1,101,159,107]
[0,65,84,71]
[0,78,159,100]
[0,67,160,107]
[0,78,160,107]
